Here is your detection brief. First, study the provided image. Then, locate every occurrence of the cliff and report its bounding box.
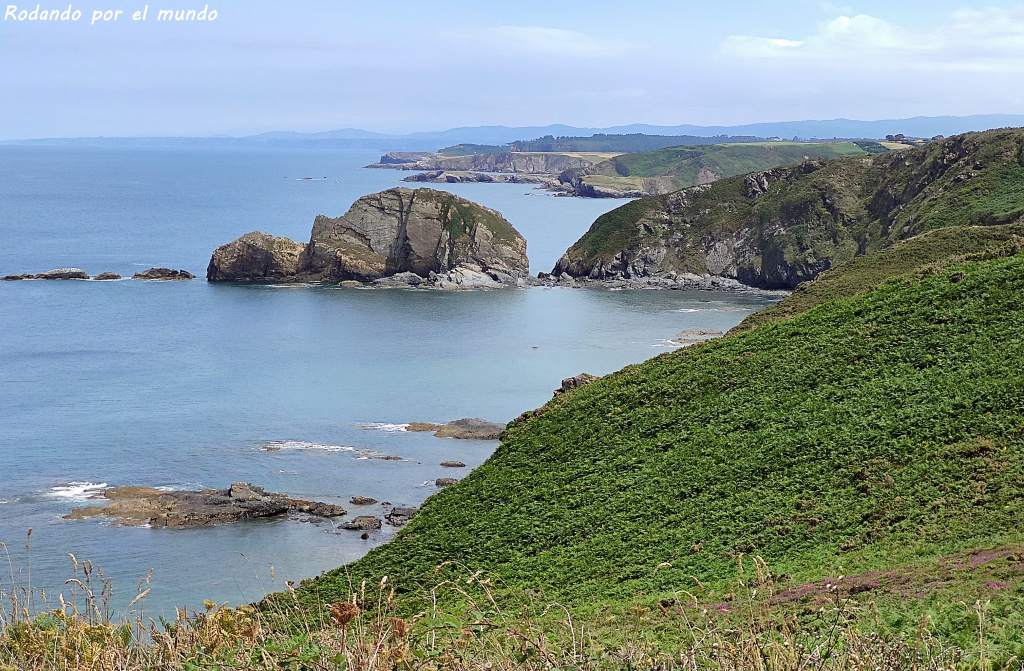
[553,129,1024,288]
[208,188,530,288]
[366,151,605,174]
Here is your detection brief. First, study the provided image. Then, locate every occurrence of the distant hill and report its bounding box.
[7,115,1024,148]
[558,141,884,198]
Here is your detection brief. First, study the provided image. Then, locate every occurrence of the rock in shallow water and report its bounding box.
[340,515,382,531]
[63,482,345,528]
[433,418,506,440]
[133,268,196,281]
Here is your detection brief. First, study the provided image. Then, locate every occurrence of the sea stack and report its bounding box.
[207,187,530,288]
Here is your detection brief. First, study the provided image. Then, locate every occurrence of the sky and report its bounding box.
[2,0,1024,139]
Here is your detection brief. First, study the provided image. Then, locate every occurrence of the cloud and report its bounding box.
[719,10,1024,71]
[460,26,631,58]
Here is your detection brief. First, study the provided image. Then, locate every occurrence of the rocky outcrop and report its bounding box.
[92,272,121,280]
[340,515,382,531]
[554,373,598,396]
[440,461,466,468]
[33,268,90,280]
[209,188,530,289]
[64,482,345,528]
[671,330,724,344]
[432,418,506,440]
[553,130,1024,290]
[207,231,306,281]
[436,478,458,487]
[385,506,418,527]
[349,496,378,505]
[133,268,196,280]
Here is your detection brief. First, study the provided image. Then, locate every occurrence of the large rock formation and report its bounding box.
[209,188,530,288]
[207,231,306,281]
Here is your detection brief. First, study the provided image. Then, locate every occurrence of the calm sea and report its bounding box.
[0,145,778,615]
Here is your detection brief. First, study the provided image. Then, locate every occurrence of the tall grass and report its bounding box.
[0,544,979,670]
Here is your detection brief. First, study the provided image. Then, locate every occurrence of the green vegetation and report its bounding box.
[564,142,873,196]
[510,133,768,153]
[292,246,1024,662]
[437,143,509,156]
[420,189,521,247]
[734,223,1024,332]
[557,129,1024,288]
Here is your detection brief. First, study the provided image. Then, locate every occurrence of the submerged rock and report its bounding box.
[133,268,196,281]
[349,496,378,506]
[64,482,345,528]
[340,515,382,531]
[206,231,306,281]
[385,506,418,527]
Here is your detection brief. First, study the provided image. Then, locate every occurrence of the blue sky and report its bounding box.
[2,0,1024,138]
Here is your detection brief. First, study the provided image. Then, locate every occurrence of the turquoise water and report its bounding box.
[0,146,778,615]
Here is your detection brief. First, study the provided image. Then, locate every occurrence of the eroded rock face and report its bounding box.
[385,506,418,527]
[301,188,529,285]
[36,268,90,280]
[207,231,306,282]
[63,482,345,528]
[208,188,530,288]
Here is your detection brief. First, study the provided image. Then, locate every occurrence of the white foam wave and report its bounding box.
[49,482,108,501]
[358,422,410,433]
[259,440,356,453]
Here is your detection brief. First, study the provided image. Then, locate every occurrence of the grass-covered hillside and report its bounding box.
[302,246,1024,627]
[554,128,1024,288]
[560,141,877,197]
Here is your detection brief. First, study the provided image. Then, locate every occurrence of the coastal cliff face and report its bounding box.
[553,129,1024,288]
[368,152,598,174]
[209,188,530,287]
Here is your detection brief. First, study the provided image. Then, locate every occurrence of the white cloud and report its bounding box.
[719,9,1024,71]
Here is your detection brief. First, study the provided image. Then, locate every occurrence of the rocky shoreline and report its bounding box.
[536,271,792,296]
[2,267,196,282]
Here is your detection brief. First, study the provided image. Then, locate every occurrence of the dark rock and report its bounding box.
[64,482,345,528]
[385,506,418,527]
[340,515,382,531]
[133,268,196,281]
[435,478,458,487]
[92,272,121,280]
[350,496,378,506]
[554,373,598,396]
[35,268,90,280]
[433,418,506,440]
[406,422,439,432]
[1,274,34,281]
[440,461,467,468]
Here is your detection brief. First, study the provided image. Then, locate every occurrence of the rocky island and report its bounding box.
[208,187,531,289]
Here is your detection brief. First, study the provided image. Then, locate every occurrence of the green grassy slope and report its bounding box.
[555,129,1024,287]
[733,222,1024,332]
[302,249,1024,614]
[564,142,874,196]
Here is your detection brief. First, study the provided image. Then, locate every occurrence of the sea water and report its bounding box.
[0,145,778,614]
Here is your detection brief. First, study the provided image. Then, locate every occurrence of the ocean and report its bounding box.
[0,145,778,615]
